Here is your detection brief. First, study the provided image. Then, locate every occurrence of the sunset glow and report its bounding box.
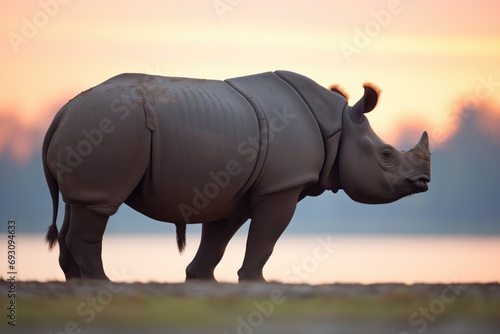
[6,234,500,283]
[1,0,500,164]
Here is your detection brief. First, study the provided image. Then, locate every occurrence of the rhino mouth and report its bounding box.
[409,175,430,192]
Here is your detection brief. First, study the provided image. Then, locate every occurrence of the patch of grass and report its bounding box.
[2,291,500,329]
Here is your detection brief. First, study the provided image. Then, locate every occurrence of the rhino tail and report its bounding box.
[175,223,186,254]
[45,220,59,251]
[42,109,62,251]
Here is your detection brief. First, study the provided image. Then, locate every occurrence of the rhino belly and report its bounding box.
[126,77,260,223]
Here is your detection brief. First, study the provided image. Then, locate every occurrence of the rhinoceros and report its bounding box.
[43,70,431,281]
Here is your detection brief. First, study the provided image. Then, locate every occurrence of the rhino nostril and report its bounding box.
[409,175,430,185]
[419,175,430,183]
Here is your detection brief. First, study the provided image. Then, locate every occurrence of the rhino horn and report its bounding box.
[412,131,431,160]
[349,83,380,123]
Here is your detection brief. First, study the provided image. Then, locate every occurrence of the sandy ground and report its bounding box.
[1,280,499,334]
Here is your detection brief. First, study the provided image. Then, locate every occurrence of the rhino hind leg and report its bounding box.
[58,204,81,279]
[186,217,247,281]
[65,203,109,280]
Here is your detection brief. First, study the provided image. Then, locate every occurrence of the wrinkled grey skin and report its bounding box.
[338,86,431,204]
[43,71,430,281]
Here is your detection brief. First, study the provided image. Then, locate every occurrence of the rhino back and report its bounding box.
[127,75,261,222]
[275,70,345,139]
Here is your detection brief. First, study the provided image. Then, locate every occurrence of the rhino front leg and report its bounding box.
[186,217,247,281]
[238,188,301,282]
[65,204,109,280]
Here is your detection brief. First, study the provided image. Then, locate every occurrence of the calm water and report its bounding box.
[3,234,500,284]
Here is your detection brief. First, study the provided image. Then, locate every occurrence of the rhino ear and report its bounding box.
[329,84,350,101]
[350,83,380,122]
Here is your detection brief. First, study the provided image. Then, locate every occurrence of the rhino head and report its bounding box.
[337,84,431,204]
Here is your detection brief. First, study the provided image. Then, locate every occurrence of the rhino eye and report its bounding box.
[378,148,400,169]
[381,149,393,161]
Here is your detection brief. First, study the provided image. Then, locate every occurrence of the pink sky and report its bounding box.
[1,0,499,164]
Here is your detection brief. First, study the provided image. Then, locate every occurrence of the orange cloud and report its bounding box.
[0,98,65,165]
[389,118,431,151]
[0,108,37,164]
